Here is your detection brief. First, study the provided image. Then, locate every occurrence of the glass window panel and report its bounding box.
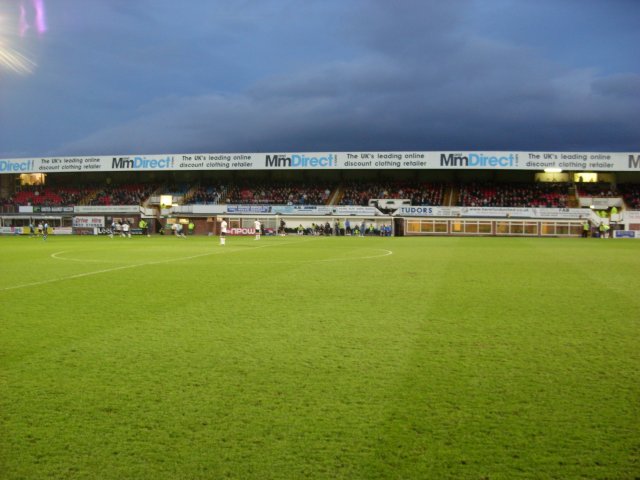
[465,222,478,233]
[541,223,555,235]
[407,221,421,233]
[435,222,448,233]
[479,222,492,234]
[421,221,434,233]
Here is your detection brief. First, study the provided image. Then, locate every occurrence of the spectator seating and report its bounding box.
[183,184,226,205]
[576,182,617,197]
[339,181,445,206]
[456,182,569,208]
[222,182,332,205]
[89,184,156,206]
[619,184,640,209]
[10,186,90,206]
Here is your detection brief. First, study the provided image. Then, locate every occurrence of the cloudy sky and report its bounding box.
[1,0,639,158]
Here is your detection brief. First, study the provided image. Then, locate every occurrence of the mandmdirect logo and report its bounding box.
[265,153,337,168]
[440,152,518,168]
[0,159,34,172]
[630,154,640,169]
[112,156,174,170]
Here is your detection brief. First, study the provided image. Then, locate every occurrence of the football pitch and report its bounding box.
[1,234,639,479]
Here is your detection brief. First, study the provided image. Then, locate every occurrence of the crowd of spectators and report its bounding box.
[456,182,569,208]
[339,181,445,206]
[89,184,156,206]
[184,184,226,205]
[5,180,640,211]
[576,182,618,197]
[162,184,191,195]
[619,184,640,209]
[0,196,13,212]
[9,186,92,207]
[223,182,332,205]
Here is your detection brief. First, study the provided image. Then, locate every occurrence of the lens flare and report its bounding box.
[33,0,47,34]
[19,4,29,36]
[0,0,45,75]
[0,39,36,75]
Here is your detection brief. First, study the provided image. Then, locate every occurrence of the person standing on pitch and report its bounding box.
[220,218,228,245]
[254,219,261,240]
[43,221,49,241]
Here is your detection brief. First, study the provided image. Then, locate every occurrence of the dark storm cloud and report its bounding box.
[592,74,640,99]
[1,0,639,158]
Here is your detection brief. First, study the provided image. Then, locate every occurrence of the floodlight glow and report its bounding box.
[160,195,173,207]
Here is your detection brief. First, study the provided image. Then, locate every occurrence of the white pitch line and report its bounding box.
[51,251,124,264]
[316,248,393,262]
[1,250,219,292]
[220,248,394,265]
[3,240,310,292]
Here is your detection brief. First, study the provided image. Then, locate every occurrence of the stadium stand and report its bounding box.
[576,181,617,197]
[222,182,332,205]
[456,182,570,208]
[339,181,445,206]
[10,186,91,206]
[88,184,156,206]
[184,184,226,205]
[619,184,640,209]
[8,179,640,213]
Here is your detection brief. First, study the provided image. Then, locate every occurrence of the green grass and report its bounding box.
[1,234,639,479]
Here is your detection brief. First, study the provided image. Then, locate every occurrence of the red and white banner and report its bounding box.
[72,216,105,228]
[227,227,256,236]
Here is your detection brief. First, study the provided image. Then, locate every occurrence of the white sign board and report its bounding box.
[73,216,105,228]
[2,151,639,174]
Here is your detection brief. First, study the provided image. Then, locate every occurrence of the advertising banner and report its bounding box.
[73,216,105,228]
[614,231,639,239]
[34,206,74,213]
[396,206,591,219]
[331,206,381,216]
[74,205,141,214]
[272,205,332,215]
[623,211,640,221]
[226,205,271,214]
[227,227,257,236]
[2,151,638,174]
[174,205,226,215]
[271,205,381,216]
